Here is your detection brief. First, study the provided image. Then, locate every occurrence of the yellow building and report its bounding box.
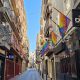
[10,0,29,72]
[15,0,29,72]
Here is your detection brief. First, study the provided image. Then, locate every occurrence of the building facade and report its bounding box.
[39,0,80,80]
[0,0,29,80]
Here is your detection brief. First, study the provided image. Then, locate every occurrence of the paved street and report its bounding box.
[11,68,42,80]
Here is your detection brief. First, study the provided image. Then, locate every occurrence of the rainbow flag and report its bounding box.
[59,28,64,38]
[41,41,49,56]
[51,31,57,45]
[58,13,70,38]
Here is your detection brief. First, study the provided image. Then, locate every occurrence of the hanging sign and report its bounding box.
[72,9,80,27]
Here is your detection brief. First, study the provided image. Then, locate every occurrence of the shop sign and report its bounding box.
[72,9,80,27]
[6,52,14,60]
[0,49,5,55]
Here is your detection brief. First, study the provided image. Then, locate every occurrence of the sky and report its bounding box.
[24,0,41,53]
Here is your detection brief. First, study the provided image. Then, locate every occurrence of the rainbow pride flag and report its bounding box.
[41,41,49,56]
[58,13,70,38]
[50,31,57,45]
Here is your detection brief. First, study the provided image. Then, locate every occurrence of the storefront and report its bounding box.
[5,48,15,80]
[52,42,66,80]
[5,48,22,80]
[54,2,80,80]
[53,28,80,80]
[53,40,72,80]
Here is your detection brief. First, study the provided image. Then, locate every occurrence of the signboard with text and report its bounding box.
[6,52,14,60]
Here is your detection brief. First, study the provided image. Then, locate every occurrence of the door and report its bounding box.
[75,49,80,80]
[0,55,5,80]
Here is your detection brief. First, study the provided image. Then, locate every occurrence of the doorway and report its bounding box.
[75,49,80,80]
[0,55,5,80]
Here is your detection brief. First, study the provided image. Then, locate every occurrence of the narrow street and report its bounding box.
[0,0,80,80]
[11,68,42,80]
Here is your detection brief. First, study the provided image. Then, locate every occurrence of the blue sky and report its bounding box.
[24,0,41,53]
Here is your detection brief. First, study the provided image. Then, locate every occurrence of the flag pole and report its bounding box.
[52,6,65,16]
[52,6,71,21]
[50,17,64,38]
[50,17,60,28]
